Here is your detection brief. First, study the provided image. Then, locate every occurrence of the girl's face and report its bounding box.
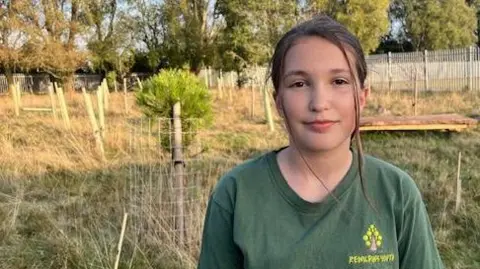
[275,36,368,153]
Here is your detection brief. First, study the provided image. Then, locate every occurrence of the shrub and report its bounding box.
[135,69,213,150]
[106,71,117,89]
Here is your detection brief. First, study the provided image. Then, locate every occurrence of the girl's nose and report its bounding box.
[309,84,331,112]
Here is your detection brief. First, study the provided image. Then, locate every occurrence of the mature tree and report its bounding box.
[392,0,477,50]
[465,0,480,45]
[305,0,390,54]
[335,0,390,54]
[128,0,165,72]
[86,0,135,80]
[215,0,298,74]
[0,0,32,94]
[128,0,219,74]
[161,0,219,73]
[22,0,90,93]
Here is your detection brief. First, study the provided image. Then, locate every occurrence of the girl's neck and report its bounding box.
[283,142,353,184]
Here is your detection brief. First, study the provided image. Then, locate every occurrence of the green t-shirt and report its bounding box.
[197,148,444,269]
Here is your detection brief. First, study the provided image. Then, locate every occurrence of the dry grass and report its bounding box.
[0,87,479,268]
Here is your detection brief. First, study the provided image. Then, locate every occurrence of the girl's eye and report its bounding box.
[333,78,349,86]
[289,81,307,88]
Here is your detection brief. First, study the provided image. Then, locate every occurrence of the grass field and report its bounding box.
[0,87,479,268]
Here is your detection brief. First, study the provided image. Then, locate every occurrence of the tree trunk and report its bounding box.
[5,68,14,96]
[63,72,75,94]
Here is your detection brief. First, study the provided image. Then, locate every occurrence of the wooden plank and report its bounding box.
[22,107,53,112]
[360,114,478,127]
[360,124,470,132]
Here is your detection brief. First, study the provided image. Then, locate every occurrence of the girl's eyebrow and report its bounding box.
[283,70,309,78]
[284,68,351,78]
[329,68,351,75]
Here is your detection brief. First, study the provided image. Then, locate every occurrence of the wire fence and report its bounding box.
[199,46,480,92]
[5,46,479,95]
[366,46,480,92]
[123,117,241,263]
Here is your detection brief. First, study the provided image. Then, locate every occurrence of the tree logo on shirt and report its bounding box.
[363,224,383,252]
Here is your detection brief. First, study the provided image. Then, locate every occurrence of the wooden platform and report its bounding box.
[359,114,478,132]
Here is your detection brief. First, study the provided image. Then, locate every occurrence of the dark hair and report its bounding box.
[268,14,374,209]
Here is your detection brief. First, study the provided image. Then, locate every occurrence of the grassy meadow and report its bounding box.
[0,86,479,268]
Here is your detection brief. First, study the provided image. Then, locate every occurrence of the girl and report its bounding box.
[197,15,444,269]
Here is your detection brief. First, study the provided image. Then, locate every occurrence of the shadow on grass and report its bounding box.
[0,158,240,269]
[1,128,480,269]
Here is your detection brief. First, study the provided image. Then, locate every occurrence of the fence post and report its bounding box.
[469,46,473,91]
[424,50,429,91]
[388,51,392,91]
[172,102,185,246]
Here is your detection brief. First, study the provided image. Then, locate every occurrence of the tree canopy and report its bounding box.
[0,0,478,92]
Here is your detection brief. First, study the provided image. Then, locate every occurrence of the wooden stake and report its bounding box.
[12,83,20,117]
[218,71,224,100]
[263,86,275,131]
[204,68,209,88]
[15,82,22,108]
[103,80,110,111]
[114,80,118,93]
[55,85,71,129]
[113,213,128,269]
[136,77,143,90]
[455,152,462,213]
[82,87,105,160]
[172,102,185,246]
[97,87,105,139]
[123,78,128,115]
[48,84,58,121]
[228,84,233,104]
[413,69,418,116]
[251,81,255,118]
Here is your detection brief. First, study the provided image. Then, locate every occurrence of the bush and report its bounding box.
[106,71,117,89]
[135,69,213,150]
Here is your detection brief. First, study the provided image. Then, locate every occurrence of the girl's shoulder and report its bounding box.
[208,150,276,207]
[363,154,411,179]
[362,154,424,202]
